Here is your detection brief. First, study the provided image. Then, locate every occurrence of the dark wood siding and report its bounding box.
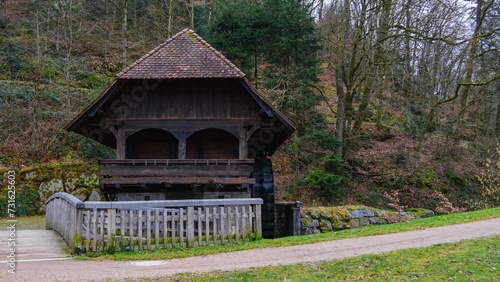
[107,79,261,120]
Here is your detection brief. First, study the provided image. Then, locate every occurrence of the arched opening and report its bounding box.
[186,128,239,159]
[126,129,178,159]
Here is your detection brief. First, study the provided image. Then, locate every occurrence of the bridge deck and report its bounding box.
[0,230,71,262]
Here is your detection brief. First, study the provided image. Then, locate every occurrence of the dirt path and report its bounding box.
[2,218,499,281]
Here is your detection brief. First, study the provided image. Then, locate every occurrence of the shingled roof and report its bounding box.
[116,29,245,79]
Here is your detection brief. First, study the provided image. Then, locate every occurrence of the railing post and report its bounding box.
[108,208,116,252]
[255,203,262,240]
[187,206,195,248]
[74,207,83,253]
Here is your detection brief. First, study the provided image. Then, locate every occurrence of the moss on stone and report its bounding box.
[406,208,431,218]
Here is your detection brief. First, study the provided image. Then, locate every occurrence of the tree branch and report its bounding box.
[458,73,500,87]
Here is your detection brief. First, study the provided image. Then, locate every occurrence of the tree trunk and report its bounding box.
[122,0,128,67]
[167,0,173,37]
[318,0,324,20]
[190,0,194,30]
[459,0,482,118]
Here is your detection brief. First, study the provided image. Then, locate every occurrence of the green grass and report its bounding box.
[0,215,45,230]
[163,235,500,281]
[76,207,500,261]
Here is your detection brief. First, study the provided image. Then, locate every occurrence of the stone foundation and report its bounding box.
[301,206,434,235]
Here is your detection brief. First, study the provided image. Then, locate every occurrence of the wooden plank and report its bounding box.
[196,207,202,247]
[249,205,254,240]
[155,209,160,249]
[227,207,232,243]
[163,209,168,248]
[85,210,90,252]
[129,210,135,251]
[179,208,184,248]
[108,209,116,252]
[220,207,225,245]
[187,206,194,248]
[99,159,255,165]
[92,208,97,252]
[100,165,254,178]
[120,210,125,251]
[171,209,176,247]
[138,210,143,251]
[101,176,255,186]
[235,206,240,242]
[204,207,210,246]
[146,210,151,250]
[99,210,105,252]
[212,207,217,245]
[255,204,262,240]
[146,209,151,250]
[242,206,247,242]
[75,208,83,252]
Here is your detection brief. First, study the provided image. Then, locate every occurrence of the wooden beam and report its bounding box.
[100,165,254,178]
[99,159,254,165]
[101,176,256,185]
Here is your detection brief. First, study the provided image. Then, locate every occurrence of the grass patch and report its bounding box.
[165,235,500,281]
[76,207,500,261]
[0,215,45,230]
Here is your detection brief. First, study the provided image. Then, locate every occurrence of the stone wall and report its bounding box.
[1,162,101,214]
[301,206,434,235]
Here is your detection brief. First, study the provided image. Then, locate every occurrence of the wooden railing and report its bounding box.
[99,159,255,186]
[46,193,263,253]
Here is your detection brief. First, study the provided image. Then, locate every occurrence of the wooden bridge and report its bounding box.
[46,193,262,253]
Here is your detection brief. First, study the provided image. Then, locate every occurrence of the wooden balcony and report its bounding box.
[99,159,255,188]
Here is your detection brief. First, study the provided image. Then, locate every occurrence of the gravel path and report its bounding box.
[2,218,499,281]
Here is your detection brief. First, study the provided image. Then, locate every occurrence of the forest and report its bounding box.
[0,0,499,213]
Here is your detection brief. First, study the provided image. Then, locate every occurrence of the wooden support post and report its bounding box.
[120,210,125,251]
[255,204,262,240]
[116,126,126,159]
[92,208,97,252]
[239,128,248,159]
[108,209,116,252]
[85,210,91,252]
[235,207,240,242]
[99,210,105,252]
[178,132,188,159]
[197,207,202,247]
[187,206,194,248]
[220,206,225,245]
[204,207,210,245]
[212,207,217,245]
[138,210,143,251]
[179,208,184,247]
[163,209,168,248]
[74,207,83,253]
[155,209,160,249]
[129,210,135,251]
[249,205,254,240]
[242,206,247,242]
[171,209,176,247]
[146,209,152,250]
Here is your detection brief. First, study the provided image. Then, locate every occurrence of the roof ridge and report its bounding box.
[116,29,191,78]
[185,29,246,77]
[116,28,245,79]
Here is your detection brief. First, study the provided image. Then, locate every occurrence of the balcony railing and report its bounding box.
[99,159,255,187]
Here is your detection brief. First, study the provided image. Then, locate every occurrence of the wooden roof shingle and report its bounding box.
[116,29,245,79]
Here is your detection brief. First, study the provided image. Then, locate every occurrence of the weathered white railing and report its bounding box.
[46,193,262,253]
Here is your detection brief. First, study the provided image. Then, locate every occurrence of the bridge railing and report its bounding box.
[46,193,262,253]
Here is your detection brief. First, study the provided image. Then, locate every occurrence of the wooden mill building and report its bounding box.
[65,29,295,237]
